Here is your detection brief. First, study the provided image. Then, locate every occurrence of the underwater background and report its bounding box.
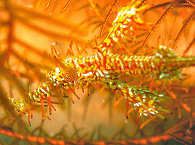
[0,0,194,145]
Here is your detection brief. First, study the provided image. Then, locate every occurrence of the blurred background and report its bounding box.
[0,0,194,145]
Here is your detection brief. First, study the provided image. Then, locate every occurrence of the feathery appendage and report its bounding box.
[97,0,150,54]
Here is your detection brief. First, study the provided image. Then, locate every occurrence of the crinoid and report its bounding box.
[0,0,195,145]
